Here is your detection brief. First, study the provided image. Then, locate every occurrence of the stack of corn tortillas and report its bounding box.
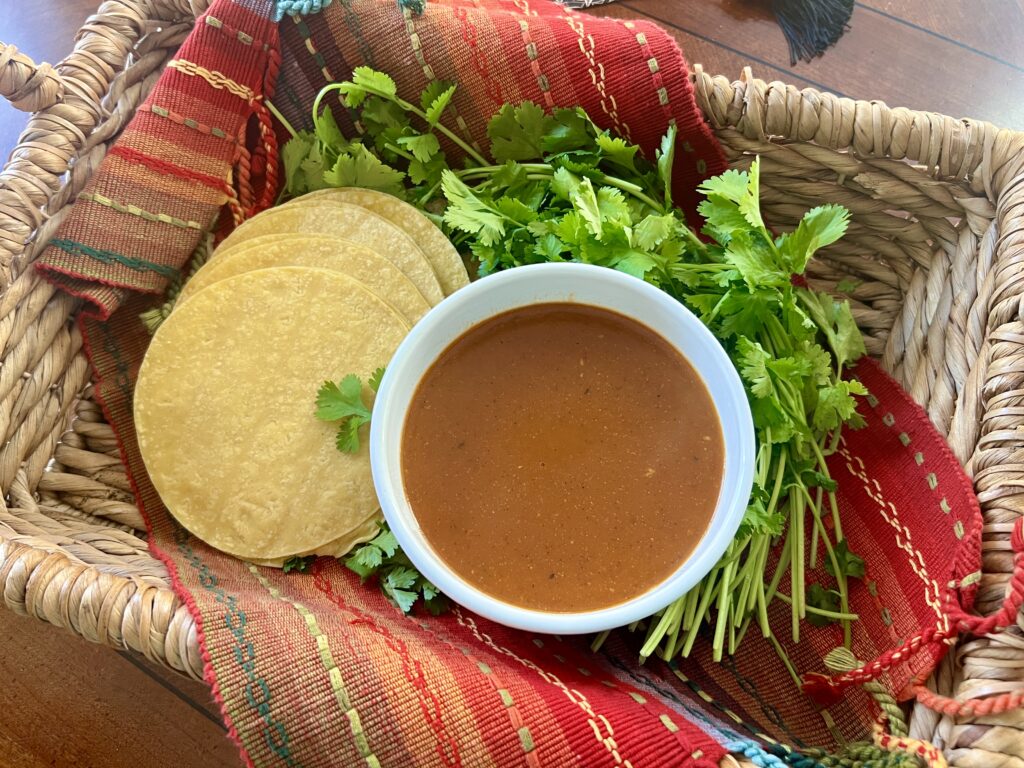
[134,188,468,566]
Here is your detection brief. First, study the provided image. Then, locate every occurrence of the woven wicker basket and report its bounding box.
[1,1,1022,765]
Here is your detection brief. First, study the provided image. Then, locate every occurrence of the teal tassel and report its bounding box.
[397,0,427,14]
[273,0,333,22]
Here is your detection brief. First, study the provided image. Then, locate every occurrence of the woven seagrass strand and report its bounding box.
[1,5,1023,767]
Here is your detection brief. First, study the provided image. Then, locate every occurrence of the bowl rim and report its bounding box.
[370,262,755,634]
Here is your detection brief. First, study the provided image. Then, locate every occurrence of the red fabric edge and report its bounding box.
[78,314,256,768]
[855,357,984,614]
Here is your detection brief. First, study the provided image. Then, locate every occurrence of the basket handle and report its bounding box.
[0,43,64,112]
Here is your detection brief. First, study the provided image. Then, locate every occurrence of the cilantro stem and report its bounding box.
[394,97,490,167]
[384,142,417,163]
[766,631,803,689]
[455,163,549,178]
[773,592,858,621]
[595,174,666,213]
[798,484,853,647]
[811,439,843,541]
[418,179,444,207]
[266,99,298,139]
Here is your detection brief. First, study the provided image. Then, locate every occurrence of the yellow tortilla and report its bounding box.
[216,202,444,304]
[248,516,382,568]
[135,266,410,560]
[286,188,469,296]
[178,234,432,324]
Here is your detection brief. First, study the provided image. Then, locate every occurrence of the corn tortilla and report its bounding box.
[285,188,469,296]
[178,234,432,323]
[135,266,410,560]
[216,202,444,304]
[248,516,381,568]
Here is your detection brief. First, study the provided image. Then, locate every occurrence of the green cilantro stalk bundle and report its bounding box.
[279,68,867,664]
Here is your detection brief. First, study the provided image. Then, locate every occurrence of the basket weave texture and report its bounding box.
[1,1,1023,765]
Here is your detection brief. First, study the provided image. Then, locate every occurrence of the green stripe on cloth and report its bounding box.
[49,238,181,280]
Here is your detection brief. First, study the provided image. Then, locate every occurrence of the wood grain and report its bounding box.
[858,0,1024,68]
[608,1,1024,127]
[0,608,240,768]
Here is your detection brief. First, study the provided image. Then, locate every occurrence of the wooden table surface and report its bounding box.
[1,1,1022,766]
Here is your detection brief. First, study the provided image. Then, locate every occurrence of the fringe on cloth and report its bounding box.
[554,0,853,64]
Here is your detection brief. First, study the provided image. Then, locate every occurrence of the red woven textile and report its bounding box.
[33,1,984,765]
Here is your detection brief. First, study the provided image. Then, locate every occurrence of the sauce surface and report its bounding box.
[402,303,724,612]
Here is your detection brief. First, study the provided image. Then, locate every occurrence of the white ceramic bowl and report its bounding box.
[370,262,754,634]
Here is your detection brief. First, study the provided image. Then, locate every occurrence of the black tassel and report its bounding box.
[772,0,854,64]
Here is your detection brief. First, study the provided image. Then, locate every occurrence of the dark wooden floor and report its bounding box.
[1,1,1022,765]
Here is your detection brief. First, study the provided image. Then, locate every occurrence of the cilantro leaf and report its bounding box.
[314,105,346,150]
[835,277,861,294]
[777,204,850,274]
[655,124,676,209]
[315,375,370,421]
[387,588,418,614]
[408,154,448,187]
[826,539,866,580]
[596,187,630,231]
[543,107,594,154]
[351,544,383,571]
[634,214,677,250]
[726,233,788,289]
[368,527,399,557]
[282,555,316,574]
[397,132,441,162]
[316,373,377,454]
[385,566,419,591]
[831,301,866,368]
[615,250,660,279]
[806,583,842,627]
[698,195,751,246]
[806,470,838,492]
[488,102,551,162]
[299,142,329,193]
[441,170,506,246]
[282,132,315,195]
[737,337,774,399]
[813,378,869,431]
[323,145,406,195]
[339,66,397,107]
[336,417,365,453]
[736,157,766,234]
[368,366,386,393]
[698,167,749,203]
[550,167,581,201]
[421,82,457,125]
[572,177,603,237]
[596,132,639,173]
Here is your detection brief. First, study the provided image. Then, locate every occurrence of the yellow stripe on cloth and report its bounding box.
[247,565,381,768]
[167,59,257,103]
[78,192,204,231]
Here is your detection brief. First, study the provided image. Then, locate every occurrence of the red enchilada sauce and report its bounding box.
[401,303,724,613]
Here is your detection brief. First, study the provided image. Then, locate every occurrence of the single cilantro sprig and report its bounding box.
[315,368,385,453]
[347,524,447,615]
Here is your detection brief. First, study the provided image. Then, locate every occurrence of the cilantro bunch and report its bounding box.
[347,525,446,615]
[279,68,868,663]
[280,528,446,616]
